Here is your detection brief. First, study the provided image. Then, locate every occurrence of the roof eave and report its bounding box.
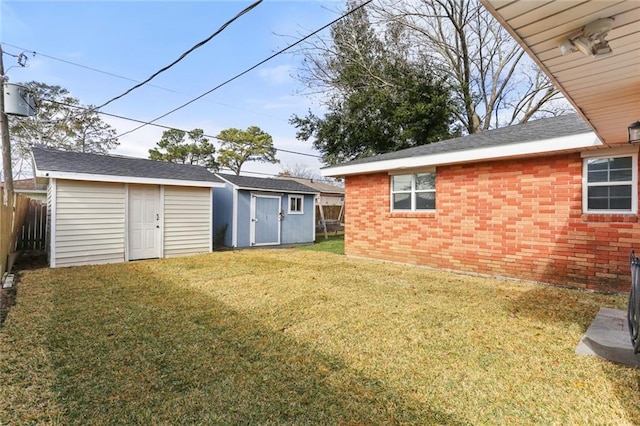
[235,185,319,195]
[321,132,602,177]
[34,169,225,188]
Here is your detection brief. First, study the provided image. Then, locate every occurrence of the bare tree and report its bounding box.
[368,0,570,133]
[279,163,323,180]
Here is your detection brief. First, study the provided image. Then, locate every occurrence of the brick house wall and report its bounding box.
[345,152,639,292]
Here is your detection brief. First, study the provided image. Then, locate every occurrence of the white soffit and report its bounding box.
[481,0,640,147]
[321,132,601,177]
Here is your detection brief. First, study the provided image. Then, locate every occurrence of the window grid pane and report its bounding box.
[392,175,412,191]
[289,196,303,213]
[393,193,411,210]
[586,155,634,212]
[587,157,633,183]
[415,173,435,190]
[391,173,436,211]
[415,192,436,210]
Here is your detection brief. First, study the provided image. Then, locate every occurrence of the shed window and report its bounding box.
[583,154,637,213]
[289,195,304,214]
[391,172,436,211]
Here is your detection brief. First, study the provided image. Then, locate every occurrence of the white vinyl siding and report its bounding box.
[53,180,125,267]
[163,186,211,257]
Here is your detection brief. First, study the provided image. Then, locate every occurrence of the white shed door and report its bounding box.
[129,185,161,260]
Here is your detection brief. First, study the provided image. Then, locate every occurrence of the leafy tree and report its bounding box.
[148,128,217,170]
[9,82,119,163]
[291,2,454,164]
[216,126,277,175]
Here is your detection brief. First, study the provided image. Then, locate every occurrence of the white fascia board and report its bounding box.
[237,186,319,195]
[33,170,225,188]
[321,132,602,177]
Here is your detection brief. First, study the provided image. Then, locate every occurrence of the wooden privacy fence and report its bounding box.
[16,199,46,251]
[0,188,31,278]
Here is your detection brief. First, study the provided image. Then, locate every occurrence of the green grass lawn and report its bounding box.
[1,249,639,424]
[301,232,344,255]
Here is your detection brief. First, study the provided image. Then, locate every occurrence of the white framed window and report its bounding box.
[391,172,436,211]
[288,195,304,214]
[582,151,637,214]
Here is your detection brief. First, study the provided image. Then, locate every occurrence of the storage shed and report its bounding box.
[31,146,224,267]
[282,177,345,236]
[213,173,319,248]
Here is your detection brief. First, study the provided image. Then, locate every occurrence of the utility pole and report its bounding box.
[0,44,14,195]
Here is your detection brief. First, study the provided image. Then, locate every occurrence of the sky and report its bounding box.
[1,0,344,178]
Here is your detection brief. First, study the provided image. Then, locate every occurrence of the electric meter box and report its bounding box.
[4,83,35,117]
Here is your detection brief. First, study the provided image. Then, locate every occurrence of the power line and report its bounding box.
[41,98,321,159]
[95,0,263,110]
[115,0,375,139]
[1,42,285,121]
[0,42,177,93]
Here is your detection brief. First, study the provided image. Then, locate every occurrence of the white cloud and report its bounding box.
[258,64,292,86]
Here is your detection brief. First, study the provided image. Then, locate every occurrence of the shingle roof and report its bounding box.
[32,145,222,184]
[0,178,42,191]
[281,177,344,195]
[216,173,319,193]
[324,113,592,169]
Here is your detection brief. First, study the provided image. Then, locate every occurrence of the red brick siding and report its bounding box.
[345,153,639,292]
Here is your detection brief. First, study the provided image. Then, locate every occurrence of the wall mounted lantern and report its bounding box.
[629,121,640,144]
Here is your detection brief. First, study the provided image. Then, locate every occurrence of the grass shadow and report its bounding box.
[39,262,462,425]
[502,284,626,332]
[12,250,48,272]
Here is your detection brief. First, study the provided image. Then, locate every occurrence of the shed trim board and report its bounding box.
[49,179,57,267]
[209,188,214,252]
[159,186,166,257]
[232,188,239,248]
[124,184,129,261]
[36,170,223,188]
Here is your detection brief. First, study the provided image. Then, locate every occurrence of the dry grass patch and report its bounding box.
[1,249,639,424]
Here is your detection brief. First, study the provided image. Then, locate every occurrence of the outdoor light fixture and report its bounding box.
[629,121,640,144]
[559,17,614,57]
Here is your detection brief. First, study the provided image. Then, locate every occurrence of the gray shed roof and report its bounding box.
[281,177,344,195]
[323,114,593,171]
[216,173,319,194]
[32,145,223,185]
